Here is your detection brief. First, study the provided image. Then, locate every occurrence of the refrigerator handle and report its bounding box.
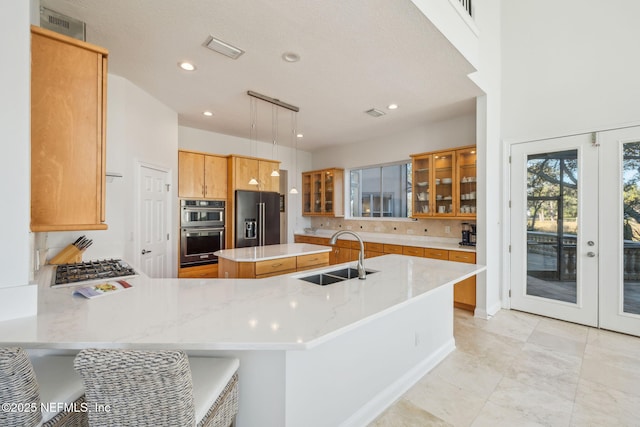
[258,203,265,246]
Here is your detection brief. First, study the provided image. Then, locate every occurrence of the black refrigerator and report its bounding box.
[235,190,281,248]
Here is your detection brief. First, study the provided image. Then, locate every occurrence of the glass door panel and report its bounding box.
[312,172,323,214]
[324,170,334,214]
[622,142,640,316]
[413,155,431,216]
[434,152,454,215]
[525,151,578,304]
[302,173,312,215]
[457,148,477,216]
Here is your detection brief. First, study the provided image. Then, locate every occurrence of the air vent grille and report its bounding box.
[203,35,244,60]
[365,108,386,118]
[39,7,86,41]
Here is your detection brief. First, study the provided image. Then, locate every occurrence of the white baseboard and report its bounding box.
[341,338,456,427]
[0,284,37,321]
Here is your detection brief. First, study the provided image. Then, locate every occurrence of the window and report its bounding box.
[349,162,411,218]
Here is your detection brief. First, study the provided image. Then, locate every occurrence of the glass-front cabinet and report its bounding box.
[456,147,477,217]
[411,146,476,218]
[302,168,344,216]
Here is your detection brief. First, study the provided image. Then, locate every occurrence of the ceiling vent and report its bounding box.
[39,7,86,41]
[203,35,244,59]
[365,108,386,118]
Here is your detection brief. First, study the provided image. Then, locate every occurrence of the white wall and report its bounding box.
[0,0,37,320]
[42,75,179,276]
[311,114,476,170]
[178,126,313,242]
[501,0,640,140]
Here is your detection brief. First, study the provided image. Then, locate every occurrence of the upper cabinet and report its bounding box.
[411,146,475,219]
[30,26,108,231]
[178,151,227,199]
[229,156,280,193]
[455,147,477,217]
[302,168,344,217]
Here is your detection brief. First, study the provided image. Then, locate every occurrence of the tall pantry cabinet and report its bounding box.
[30,26,109,231]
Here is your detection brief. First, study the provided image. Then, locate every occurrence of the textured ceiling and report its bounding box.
[41,0,481,151]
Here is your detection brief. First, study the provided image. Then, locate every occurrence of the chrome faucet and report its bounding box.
[329,230,366,280]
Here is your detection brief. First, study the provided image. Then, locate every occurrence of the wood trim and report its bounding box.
[30,224,108,232]
[409,144,476,159]
[30,25,109,55]
[100,56,107,222]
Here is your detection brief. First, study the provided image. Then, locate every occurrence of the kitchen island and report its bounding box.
[0,255,484,427]
[215,243,331,278]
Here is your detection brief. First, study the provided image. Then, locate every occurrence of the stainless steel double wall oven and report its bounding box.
[180,200,225,267]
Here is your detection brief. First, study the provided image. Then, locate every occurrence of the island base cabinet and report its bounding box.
[449,250,476,311]
[178,264,218,278]
[218,254,329,278]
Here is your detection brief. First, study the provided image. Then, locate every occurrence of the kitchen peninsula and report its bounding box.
[0,255,484,427]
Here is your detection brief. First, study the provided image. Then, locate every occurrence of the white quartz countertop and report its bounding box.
[295,229,476,253]
[215,243,330,262]
[0,255,484,351]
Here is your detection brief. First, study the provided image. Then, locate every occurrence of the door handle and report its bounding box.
[142,249,152,255]
[587,252,596,257]
[587,241,595,246]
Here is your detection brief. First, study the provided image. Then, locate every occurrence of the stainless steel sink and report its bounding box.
[297,268,377,286]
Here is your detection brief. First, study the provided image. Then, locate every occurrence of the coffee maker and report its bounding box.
[461,223,476,246]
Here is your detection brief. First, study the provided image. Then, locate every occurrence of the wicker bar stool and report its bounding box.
[73,349,239,427]
[0,347,87,427]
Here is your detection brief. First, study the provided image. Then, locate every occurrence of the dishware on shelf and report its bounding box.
[442,178,452,184]
[435,178,441,185]
[444,196,452,200]
[417,192,427,201]
[436,194,443,200]
[438,206,446,213]
[422,205,429,213]
[417,181,428,187]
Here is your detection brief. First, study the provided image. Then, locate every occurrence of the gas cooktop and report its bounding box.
[51,259,138,287]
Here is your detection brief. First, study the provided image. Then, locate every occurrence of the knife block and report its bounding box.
[49,244,83,265]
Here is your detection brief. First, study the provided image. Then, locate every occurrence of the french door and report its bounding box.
[510,127,640,336]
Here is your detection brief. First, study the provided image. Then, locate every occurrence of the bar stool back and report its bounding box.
[74,349,239,427]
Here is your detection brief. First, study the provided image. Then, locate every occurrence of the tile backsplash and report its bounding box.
[309,217,473,239]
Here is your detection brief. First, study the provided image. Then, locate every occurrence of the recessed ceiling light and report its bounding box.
[388,104,398,110]
[178,61,196,71]
[203,111,213,117]
[282,52,300,62]
[296,133,303,138]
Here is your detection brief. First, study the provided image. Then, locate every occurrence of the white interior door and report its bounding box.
[139,165,169,278]
[599,127,640,336]
[510,134,599,326]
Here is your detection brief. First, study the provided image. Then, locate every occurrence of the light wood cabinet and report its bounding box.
[218,253,329,278]
[178,151,227,199]
[449,250,476,311]
[30,26,108,231]
[411,145,476,219]
[455,147,477,217]
[178,263,218,278]
[229,156,280,192]
[302,168,344,217]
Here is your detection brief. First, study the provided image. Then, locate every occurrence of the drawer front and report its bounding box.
[423,248,449,260]
[383,244,403,254]
[365,250,384,259]
[255,257,297,276]
[365,242,384,252]
[297,252,330,269]
[449,250,476,264]
[310,237,330,246]
[402,246,424,257]
[178,264,218,278]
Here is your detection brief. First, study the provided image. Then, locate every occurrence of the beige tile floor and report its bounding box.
[370,309,640,426]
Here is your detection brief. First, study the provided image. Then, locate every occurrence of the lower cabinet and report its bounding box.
[218,253,329,278]
[178,264,218,278]
[448,250,477,312]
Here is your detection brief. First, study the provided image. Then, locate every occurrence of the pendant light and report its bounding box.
[248,97,259,186]
[270,104,280,177]
[289,110,299,194]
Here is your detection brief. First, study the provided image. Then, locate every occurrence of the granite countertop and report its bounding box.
[295,229,476,253]
[215,243,331,262]
[0,255,484,351]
